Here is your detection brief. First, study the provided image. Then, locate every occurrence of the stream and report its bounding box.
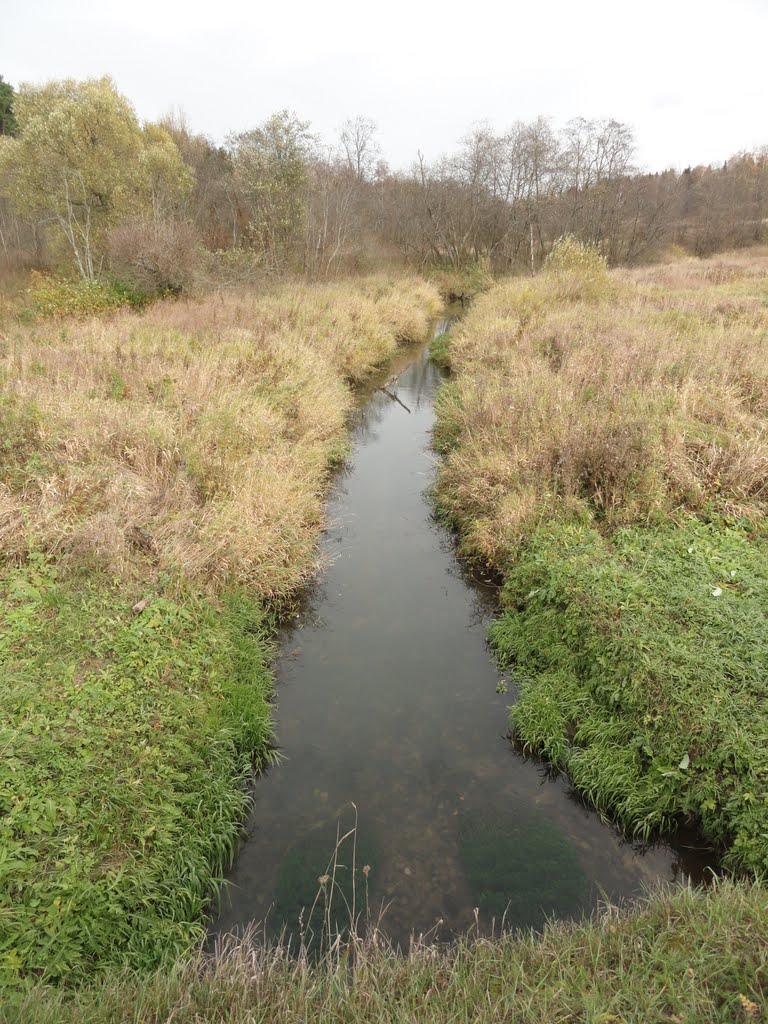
[211,316,712,948]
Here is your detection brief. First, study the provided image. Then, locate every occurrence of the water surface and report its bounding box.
[212,322,711,946]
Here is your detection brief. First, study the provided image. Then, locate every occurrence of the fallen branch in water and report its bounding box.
[377,386,411,414]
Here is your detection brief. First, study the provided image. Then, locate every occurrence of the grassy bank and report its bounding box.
[0,276,442,984]
[433,242,768,872]
[7,881,766,1022]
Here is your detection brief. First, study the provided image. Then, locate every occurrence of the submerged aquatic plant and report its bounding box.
[458,808,589,930]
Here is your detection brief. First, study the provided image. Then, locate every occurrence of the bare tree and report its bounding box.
[339,116,381,183]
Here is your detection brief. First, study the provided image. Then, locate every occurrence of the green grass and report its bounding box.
[490,518,768,873]
[428,328,452,368]
[0,557,274,985]
[5,880,766,1022]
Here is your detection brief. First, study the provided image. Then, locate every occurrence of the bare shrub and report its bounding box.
[108,217,200,294]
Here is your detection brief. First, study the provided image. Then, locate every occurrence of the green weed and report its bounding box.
[458,808,589,929]
[492,518,768,872]
[0,559,274,984]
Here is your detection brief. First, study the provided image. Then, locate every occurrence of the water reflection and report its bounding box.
[211,325,714,948]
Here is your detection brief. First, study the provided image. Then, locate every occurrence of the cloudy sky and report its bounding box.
[4,0,767,172]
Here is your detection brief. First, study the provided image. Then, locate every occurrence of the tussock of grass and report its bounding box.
[6,881,767,1022]
[0,276,441,600]
[428,328,452,368]
[433,243,768,869]
[426,259,494,303]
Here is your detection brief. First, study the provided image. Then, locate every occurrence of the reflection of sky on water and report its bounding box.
[211,323,715,948]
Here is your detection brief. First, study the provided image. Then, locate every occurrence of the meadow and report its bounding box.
[0,275,442,983]
[4,250,768,1018]
[433,242,768,873]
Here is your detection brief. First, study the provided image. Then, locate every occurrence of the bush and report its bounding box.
[427,257,494,302]
[543,234,612,302]
[108,218,200,295]
[200,247,270,288]
[25,272,144,319]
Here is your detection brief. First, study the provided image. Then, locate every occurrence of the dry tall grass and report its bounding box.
[435,246,768,565]
[9,880,767,1024]
[0,276,441,597]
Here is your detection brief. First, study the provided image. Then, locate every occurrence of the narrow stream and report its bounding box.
[212,318,712,948]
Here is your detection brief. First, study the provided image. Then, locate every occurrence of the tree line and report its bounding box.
[0,75,766,291]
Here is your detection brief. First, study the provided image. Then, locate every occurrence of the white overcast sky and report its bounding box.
[3,0,767,172]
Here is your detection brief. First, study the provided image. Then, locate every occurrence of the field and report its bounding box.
[0,276,442,983]
[4,250,768,1018]
[433,243,768,872]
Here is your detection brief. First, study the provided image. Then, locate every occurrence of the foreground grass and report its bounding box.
[6,881,766,1022]
[434,243,768,872]
[1,560,272,983]
[0,276,442,984]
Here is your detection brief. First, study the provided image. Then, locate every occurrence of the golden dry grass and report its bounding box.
[0,276,441,598]
[435,246,768,565]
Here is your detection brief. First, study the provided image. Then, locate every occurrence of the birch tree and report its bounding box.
[0,77,191,279]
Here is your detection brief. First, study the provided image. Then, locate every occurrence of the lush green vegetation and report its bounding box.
[433,242,768,871]
[491,519,768,873]
[22,272,150,320]
[6,881,766,1022]
[1,561,272,983]
[0,276,441,985]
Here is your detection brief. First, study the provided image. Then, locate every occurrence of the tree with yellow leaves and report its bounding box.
[0,76,192,280]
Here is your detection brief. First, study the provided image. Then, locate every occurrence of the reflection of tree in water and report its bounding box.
[396,353,445,413]
[428,520,501,626]
[349,390,395,446]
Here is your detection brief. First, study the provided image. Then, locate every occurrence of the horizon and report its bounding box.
[4,0,767,176]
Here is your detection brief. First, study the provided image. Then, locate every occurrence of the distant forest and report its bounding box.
[1,74,766,289]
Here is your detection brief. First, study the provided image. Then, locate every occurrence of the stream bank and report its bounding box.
[212,319,713,948]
